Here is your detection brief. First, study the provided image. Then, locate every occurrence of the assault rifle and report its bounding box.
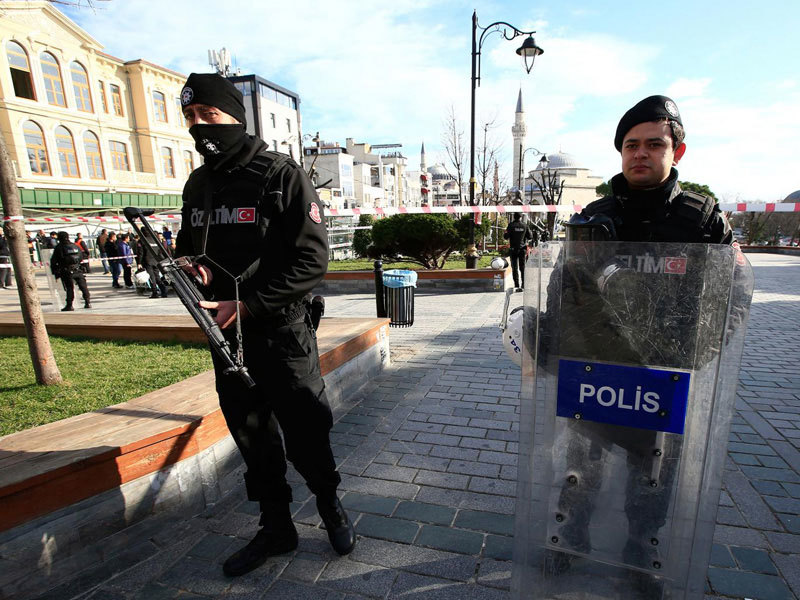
[123,207,256,388]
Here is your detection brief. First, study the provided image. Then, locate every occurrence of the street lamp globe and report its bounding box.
[516,35,544,74]
[538,154,549,170]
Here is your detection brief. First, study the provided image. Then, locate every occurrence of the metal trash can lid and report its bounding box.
[383,269,418,288]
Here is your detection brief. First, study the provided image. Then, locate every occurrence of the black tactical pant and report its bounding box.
[60,270,90,307]
[212,315,340,507]
[510,247,527,288]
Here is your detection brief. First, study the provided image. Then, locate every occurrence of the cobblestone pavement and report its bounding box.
[3,253,799,600]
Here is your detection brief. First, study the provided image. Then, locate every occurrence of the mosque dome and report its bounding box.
[534,151,583,171]
[428,164,453,180]
[784,190,800,203]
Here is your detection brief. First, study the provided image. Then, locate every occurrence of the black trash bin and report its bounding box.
[383,269,417,327]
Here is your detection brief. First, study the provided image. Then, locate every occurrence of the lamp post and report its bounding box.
[467,10,543,268]
[528,153,549,204]
[517,146,545,202]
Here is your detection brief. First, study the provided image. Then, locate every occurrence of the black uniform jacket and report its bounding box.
[580,168,733,244]
[176,135,328,323]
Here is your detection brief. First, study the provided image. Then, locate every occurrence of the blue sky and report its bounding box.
[62,0,799,201]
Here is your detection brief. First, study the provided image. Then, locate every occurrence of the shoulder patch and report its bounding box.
[309,202,322,224]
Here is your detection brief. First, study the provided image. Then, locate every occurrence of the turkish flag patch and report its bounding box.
[309,202,322,224]
[664,257,687,274]
[237,207,256,223]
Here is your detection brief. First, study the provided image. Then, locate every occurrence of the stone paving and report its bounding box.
[2,252,799,600]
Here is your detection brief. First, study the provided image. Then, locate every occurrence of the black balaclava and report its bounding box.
[180,73,248,163]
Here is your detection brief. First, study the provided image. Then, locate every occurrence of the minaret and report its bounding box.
[420,142,427,172]
[511,88,527,192]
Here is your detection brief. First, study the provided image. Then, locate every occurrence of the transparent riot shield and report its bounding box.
[512,241,754,600]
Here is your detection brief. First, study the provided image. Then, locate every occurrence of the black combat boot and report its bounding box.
[84,301,92,309]
[316,494,356,555]
[222,504,297,577]
[61,305,74,311]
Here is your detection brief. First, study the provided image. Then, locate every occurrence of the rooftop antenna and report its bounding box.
[208,47,232,76]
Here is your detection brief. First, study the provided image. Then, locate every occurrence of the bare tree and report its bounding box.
[476,119,504,206]
[530,168,565,239]
[441,105,467,204]
[0,132,62,384]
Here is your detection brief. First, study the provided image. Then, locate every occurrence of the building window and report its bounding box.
[153,90,167,122]
[70,61,93,112]
[109,84,124,116]
[183,150,194,174]
[40,52,66,107]
[7,41,35,100]
[109,140,130,171]
[270,113,276,128]
[55,126,79,177]
[23,121,49,175]
[286,118,291,132]
[83,131,104,179]
[161,146,175,177]
[97,81,108,113]
[175,98,189,126]
[272,140,278,151]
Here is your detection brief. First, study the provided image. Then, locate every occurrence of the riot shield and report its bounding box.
[512,241,754,600]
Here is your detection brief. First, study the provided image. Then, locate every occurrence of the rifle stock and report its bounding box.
[123,207,256,388]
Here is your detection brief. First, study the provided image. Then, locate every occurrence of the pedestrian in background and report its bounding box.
[105,232,121,288]
[75,232,90,274]
[0,230,12,289]
[117,233,135,289]
[96,228,110,274]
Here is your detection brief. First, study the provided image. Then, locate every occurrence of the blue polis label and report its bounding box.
[556,359,691,434]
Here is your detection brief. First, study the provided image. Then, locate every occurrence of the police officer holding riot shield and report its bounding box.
[51,231,91,311]
[174,73,354,577]
[525,97,742,597]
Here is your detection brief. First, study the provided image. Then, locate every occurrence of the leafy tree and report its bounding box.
[595,180,612,196]
[371,214,460,269]
[351,214,374,258]
[679,181,717,201]
[454,214,491,250]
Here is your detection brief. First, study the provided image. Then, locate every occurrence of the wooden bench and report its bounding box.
[0,314,390,533]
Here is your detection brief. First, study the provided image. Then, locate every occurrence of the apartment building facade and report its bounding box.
[0,1,202,214]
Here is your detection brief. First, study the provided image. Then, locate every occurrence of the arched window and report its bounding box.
[83,131,105,179]
[161,146,175,177]
[152,90,167,122]
[70,61,93,112]
[6,41,35,99]
[23,121,50,175]
[97,81,108,113]
[55,126,79,177]
[109,140,130,171]
[183,150,194,174]
[40,52,66,107]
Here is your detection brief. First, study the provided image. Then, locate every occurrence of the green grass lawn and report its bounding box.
[328,253,501,271]
[0,336,212,436]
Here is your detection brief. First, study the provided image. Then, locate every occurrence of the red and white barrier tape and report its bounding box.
[3,203,799,224]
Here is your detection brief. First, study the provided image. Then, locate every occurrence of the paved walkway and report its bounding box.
[3,253,799,600]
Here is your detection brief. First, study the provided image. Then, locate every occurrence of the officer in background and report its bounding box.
[175,73,354,577]
[504,212,532,288]
[50,231,91,311]
[571,95,732,244]
[0,230,12,289]
[137,231,168,299]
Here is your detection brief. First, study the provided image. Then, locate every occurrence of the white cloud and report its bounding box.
[666,77,712,99]
[63,1,798,201]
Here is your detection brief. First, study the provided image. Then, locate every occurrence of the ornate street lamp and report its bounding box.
[517,146,544,201]
[467,11,543,268]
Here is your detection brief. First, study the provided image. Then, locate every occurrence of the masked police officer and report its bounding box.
[174,73,354,577]
[50,231,91,310]
[571,95,732,244]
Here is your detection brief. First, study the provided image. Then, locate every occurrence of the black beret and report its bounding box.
[180,73,246,126]
[614,95,682,151]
